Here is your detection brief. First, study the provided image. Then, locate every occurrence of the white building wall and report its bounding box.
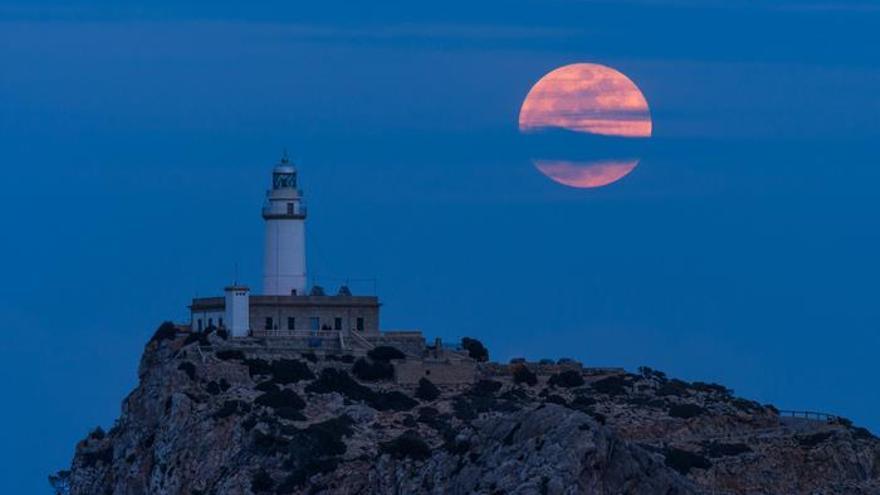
[263,218,306,296]
[225,286,250,337]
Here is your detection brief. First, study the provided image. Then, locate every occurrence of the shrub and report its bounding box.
[590,375,627,395]
[88,427,106,440]
[149,321,178,344]
[213,400,251,419]
[798,431,834,448]
[49,470,70,495]
[638,366,667,381]
[216,328,229,340]
[704,442,752,458]
[352,358,394,381]
[380,431,432,460]
[668,403,706,419]
[461,337,489,362]
[177,362,196,380]
[368,346,406,362]
[729,397,762,413]
[852,426,875,440]
[664,447,711,475]
[306,368,414,411]
[271,359,315,384]
[691,382,732,396]
[245,358,272,377]
[255,381,279,393]
[453,397,477,421]
[415,378,440,401]
[276,407,306,421]
[250,469,274,492]
[340,354,356,364]
[215,350,245,361]
[278,416,354,489]
[548,370,585,388]
[184,332,209,346]
[255,389,306,411]
[372,391,418,412]
[300,352,318,363]
[80,446,113,468]
[471,380,503,396]
[657,379,690,397]
[512,365,538,386]
[205,381,221,395]
[571,395,597,409]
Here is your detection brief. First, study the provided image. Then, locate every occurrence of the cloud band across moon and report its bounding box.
[519,63,652,188]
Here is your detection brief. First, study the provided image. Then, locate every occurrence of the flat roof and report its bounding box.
[190,294,380,311]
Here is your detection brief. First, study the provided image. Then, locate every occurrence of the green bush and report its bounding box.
[80,446,113,468]
[271,359,315,384]
[177,362,196,380]
[255,381,279,392]
[352,358,394,381]
[512,365,538,386]
[461,337,489,362]
[212,400,251,419]
[704,442,752,458]
[245,358,273,377]
[691,382,732,396]
[415,377,440,401]
[548,370,585,388]
[277,416,354,489]
[367,346,406,362]
[664,447,711,475]
[668,403,706,419]
[250,468,274,492]
[380,431,432,460]
[149,321,178,344]
[471,379,503,396]
[372,391,418,412]
[215,349,245,361]
[657,379,690,397]
[306,368,414,411]
[184,332,208,346]
[255,389,306,411]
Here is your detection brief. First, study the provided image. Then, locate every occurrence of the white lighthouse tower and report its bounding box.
[262,153,307,296]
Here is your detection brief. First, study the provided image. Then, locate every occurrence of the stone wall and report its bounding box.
[395,359,477,385]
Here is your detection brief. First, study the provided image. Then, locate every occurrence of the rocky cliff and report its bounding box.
[55,325,880,494]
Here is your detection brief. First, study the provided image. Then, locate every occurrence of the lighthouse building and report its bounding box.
[189,154,384,345]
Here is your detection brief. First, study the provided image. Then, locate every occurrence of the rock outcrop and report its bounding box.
[55,327,880,494]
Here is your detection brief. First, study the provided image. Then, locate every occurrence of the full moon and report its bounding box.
[519,63,652,188]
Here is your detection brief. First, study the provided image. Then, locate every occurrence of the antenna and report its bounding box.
[233,262,239,286]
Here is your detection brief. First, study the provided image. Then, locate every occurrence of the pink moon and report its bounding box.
[534,159,639,188]
[519,63,652,188]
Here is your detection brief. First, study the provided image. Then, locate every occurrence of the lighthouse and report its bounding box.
[262,153,307,296]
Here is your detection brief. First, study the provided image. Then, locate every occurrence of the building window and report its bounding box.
[309,317,320,331]
[208,318,213,328]
[287,202,294,215]
[356,317,364,331]
[287,317,295,330]
[197,319,203,332]
[218,317,224,328]
[334,317,342,330]
[265,317,273,330]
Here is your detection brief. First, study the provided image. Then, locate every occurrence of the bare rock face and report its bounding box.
[55,328,880,495]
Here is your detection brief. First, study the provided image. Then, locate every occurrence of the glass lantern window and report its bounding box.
[273,173,296,189]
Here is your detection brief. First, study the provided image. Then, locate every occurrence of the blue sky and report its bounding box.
[1,1,879,492]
